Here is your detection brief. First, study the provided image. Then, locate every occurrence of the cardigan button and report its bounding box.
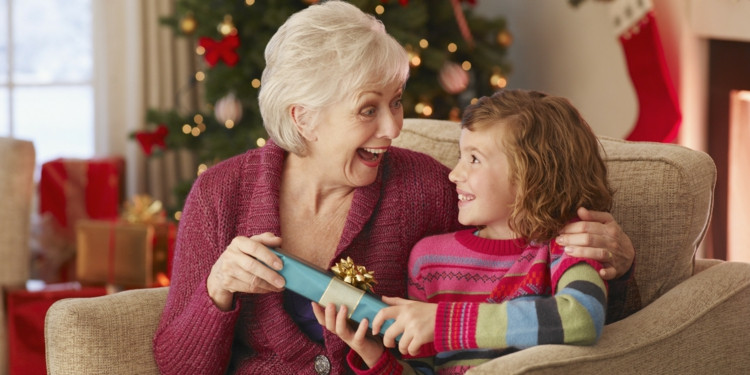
[314,354,330,375]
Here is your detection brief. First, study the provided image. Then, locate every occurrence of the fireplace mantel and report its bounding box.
[691,0,750,42]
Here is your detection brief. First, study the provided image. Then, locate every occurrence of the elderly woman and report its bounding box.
[153,2,635,374]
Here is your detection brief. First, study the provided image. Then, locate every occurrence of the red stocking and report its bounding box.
[611,0,681,142]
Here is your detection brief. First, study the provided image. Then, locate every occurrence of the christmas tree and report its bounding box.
[138,0,511,215]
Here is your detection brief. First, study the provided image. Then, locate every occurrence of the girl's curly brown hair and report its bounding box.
[461,89,613,243]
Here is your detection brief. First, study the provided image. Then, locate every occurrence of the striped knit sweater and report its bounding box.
[348,229,607,375]
[153,141,462,375]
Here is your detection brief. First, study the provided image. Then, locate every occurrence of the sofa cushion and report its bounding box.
[394,119,716,314]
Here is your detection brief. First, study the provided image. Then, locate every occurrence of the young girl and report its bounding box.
[313,89,612,374]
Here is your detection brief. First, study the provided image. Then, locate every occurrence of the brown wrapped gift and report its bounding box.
[75,219,174,287]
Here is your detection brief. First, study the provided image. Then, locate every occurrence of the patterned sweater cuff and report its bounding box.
[346,348,401,375]
[434,301,480,352]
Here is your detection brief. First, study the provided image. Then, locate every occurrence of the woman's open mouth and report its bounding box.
[357,147,387,167]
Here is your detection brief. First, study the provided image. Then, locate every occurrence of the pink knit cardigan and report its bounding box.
[153,141,461,375]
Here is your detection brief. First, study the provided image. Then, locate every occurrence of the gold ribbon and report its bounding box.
[319,277,366,319]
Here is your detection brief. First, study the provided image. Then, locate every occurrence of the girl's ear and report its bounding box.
[290,105,317,142]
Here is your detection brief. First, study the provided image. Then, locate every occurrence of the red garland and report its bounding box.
[135,124,169,156]
[451,0,475,48]
[198,34,240,67]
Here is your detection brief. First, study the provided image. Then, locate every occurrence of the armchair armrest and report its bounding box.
[694,258,723,274]
[467,261,750,375]
[45,287,168,375]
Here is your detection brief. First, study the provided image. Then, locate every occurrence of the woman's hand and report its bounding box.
[372,296,437,356]
[311,302,384,368]
[557,207,635,280]
[206,232,285,311]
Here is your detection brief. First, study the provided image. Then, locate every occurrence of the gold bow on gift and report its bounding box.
[121,194,166,224]
[331,257,377,292]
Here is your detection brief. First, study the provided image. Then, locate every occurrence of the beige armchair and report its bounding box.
[0,138,35,375]
[45,119,750,374]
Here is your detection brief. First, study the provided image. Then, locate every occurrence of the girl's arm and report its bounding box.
[434,262,607,352]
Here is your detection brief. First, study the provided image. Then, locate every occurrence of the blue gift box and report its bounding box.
[269,248,396,336]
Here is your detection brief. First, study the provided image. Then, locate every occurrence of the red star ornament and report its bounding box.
[199,34,240,67]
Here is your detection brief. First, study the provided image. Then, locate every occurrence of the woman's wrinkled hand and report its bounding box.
[556,207,635,280]
[206,232,285,311]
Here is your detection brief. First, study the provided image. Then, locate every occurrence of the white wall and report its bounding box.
[474,0,638,139]
[473,0,716,149]
[475,0,750,151]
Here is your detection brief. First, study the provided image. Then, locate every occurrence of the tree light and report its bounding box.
[197,164,208,176]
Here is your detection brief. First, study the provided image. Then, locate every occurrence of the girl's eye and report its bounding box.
[470,155,479,164]
[391,98,403,109]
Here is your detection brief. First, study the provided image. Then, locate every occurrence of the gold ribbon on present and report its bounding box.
[121,195,166,224]
[331,257,377,292]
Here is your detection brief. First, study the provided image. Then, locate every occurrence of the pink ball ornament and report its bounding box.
[214,93,243,126]
[439,62,469,94]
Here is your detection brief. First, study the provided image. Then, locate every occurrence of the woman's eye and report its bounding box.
[361,107,376,116]
[391,98,402,109]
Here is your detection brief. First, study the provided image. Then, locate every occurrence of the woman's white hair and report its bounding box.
[258,0,410,155]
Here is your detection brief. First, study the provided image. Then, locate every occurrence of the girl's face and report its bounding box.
[304,80,404,188]
[449,123,517,239]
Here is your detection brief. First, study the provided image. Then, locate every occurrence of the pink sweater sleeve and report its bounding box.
[153,177,240,375]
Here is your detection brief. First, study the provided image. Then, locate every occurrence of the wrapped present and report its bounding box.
[75,219,175,287]
[39,157,124,229]
[4,282,107,375]
[35,157,124,283]
[270,248,396,336]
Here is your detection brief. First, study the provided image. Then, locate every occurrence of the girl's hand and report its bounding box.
[311,302,385,368]
[372,296,437,356]
[206,232,285,311]
[557,207,635,280]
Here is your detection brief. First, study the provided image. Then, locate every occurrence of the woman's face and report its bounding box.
[306,80,404,188]
[449,123,517,239]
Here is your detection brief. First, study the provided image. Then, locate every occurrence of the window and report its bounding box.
[1,0,94,169]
